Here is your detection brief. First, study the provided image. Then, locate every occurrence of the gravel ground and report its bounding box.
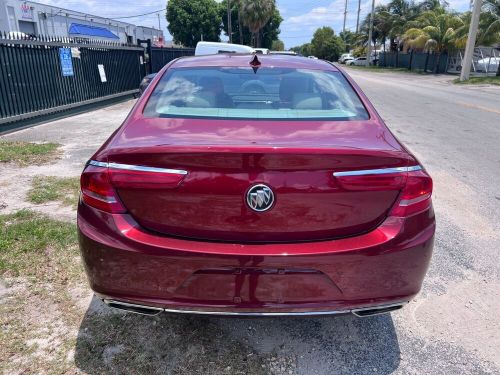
[1,69,499,374]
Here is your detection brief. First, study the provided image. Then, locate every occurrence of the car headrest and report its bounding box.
[279,76,312,102]
[292,93,323,110]
[199,76,224,93]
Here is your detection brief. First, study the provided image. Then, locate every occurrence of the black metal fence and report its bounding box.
[0,32,145,128]
[150,47,195,73]
[378,51,449,73]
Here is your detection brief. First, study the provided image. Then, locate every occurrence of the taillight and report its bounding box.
[389,169,433,217]
[334,165,433,217]
[335,173,406,191]
[80,165,126,213]
[80,161,188,213]
[108,168,185,189]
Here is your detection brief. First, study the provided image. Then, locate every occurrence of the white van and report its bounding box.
[195,42,254,56]
[253,48,270,54]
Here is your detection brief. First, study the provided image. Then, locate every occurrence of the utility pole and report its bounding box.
[366,0,375,65]
[460,0,482,81]
[356,0,361,33]
[157,13,161,30]
[227,0,233,44]
[343,0,348,34]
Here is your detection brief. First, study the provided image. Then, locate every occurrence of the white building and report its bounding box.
[0,0,164,44]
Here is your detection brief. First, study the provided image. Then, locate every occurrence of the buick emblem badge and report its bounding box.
[246,184,275,212]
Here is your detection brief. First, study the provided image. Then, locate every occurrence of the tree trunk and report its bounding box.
[434,53,441,74]
[409,49,413,71]
[383,42,386,67]
[237,10,243,44]
[424,51,429,72]
[255,31,261,48]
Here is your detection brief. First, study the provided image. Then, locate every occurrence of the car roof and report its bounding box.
[170,54,339,71]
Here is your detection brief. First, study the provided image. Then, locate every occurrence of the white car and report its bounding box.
[476,57,500,73]
[339,53,353,64]
[347,57,368,66]
[195,42,254,56]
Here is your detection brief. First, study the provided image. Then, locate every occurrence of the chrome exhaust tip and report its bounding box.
[352,302,406,317]
[103,299,163,316]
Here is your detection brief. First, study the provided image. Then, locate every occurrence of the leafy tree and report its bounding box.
[220,0,282,48]
[241,0,276,47]
[290,43,313,56]
[271,39,285,51]
[166,0,221,47]
[311,27,345,61]
[339,30,359,52]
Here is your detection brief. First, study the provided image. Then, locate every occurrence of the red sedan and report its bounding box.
[78,54,434,317]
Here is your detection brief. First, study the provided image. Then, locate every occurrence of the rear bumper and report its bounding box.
[77,201,435,314]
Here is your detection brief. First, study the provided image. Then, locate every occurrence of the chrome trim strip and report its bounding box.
[103,299,407,317]
[333,165,422,177]
[88,160,188,175]
[88,160,108,168]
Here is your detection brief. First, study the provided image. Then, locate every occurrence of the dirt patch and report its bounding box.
[408,273,500,367]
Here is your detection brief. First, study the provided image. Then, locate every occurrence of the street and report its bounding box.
[1,69,499,374]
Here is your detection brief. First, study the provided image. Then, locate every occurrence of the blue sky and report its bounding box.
[44,0,472,48]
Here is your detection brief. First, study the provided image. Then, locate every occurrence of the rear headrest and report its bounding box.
[199,76,224,93]
[292,93,322,110]
[279,76,312,102]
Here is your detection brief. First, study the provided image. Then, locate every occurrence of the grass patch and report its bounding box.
[0,141,60,166]
[453,76,500,85]
[28,176,80,207]
[0,210,78,278]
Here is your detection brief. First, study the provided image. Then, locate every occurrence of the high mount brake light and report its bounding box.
[80,161,188,213]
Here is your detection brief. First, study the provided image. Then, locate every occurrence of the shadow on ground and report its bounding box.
[74,297,400,374]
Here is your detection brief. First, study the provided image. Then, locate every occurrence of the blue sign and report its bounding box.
[59,48,74,77]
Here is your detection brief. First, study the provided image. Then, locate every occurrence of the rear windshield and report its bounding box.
[143,67,369,120]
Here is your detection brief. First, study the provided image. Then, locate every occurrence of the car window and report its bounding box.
[143,67,369,121]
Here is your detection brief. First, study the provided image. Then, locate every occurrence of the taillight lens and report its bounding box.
[389,169,433,217]
[336,173,406,191]
[80,165,126,213]
[108,168,184,189]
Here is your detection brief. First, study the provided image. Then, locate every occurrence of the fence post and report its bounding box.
[408,49,414,71]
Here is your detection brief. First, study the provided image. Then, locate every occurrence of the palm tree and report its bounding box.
[233,0,244,45]
[241,0,276,47]
[384,0,420,50]
[402,10,464,71]
[480,0,500,45]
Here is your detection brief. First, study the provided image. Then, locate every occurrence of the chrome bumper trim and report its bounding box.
[103,298,408,317]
